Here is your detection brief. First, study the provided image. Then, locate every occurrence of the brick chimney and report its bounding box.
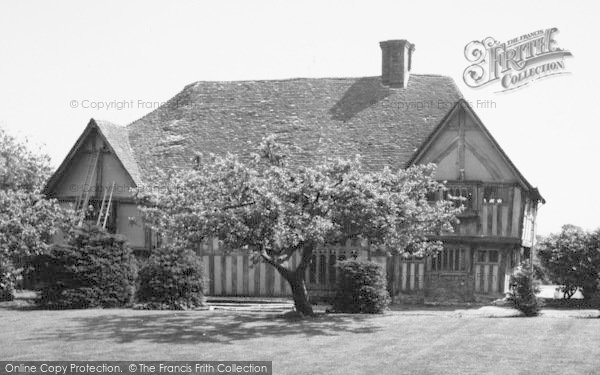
[380,40,415,88]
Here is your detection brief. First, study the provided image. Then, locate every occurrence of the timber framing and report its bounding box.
[408,99,545,204]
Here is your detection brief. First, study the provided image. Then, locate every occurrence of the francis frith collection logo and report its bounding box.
[463,27,572,92]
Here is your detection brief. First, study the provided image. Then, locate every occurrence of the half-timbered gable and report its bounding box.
[410,100,543,240]
[399,100,544,299]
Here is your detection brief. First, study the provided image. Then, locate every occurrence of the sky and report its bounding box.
[0,0,598,235]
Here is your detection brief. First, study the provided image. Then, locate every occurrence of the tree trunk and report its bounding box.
[288,270,314,316]
[261,243,315,316]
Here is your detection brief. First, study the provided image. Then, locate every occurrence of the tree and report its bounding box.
[0,127,74,298]
[139,136,460,315]
[537,225,600,299]
[0,127,52,192]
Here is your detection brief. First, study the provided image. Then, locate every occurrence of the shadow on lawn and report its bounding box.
[30,311,382,345]
[0,296,38,311]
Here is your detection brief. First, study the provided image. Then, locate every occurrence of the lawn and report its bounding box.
[1,303,599,375]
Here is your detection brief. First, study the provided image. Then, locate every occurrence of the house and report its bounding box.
[44,40,544,301]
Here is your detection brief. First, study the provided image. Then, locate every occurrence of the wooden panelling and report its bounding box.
[501,206,509,237]
[491,205,498,235]
[511,187,522,238]
[200,240,515,298]
[481,204,488,235]
[386,256,425,296]
[201,249,427,297]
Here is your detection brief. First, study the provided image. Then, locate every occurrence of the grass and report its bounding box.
[1,301,599,375]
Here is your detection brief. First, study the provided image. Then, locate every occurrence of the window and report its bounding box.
[426,190,438,202]
[475,250,499,263]
[431,248,467,272]
[483,185,509,205]
[318,254,327,284]
[145,228,162,250]
[309,254,317,283]
[308,251,347,286]
[444,184,477,214]
[329,254,337,284]
[426,187,446,204]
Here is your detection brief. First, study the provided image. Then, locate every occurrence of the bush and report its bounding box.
[537,225,600,300]
[136,246,206,310]
[507,261,541,316]
[31,224,137,309]
[333,259,390,314]
[0,258,16,302]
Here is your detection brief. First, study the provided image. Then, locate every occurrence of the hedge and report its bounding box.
[31,224,137,309]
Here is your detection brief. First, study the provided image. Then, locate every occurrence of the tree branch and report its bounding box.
[313,191,320,205]
[331,177,344,189]
[260,251,291,279]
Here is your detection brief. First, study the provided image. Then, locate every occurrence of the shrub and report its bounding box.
[537,225,600,300]
[136,246,206,310]
[333,259,390,314]
[0,258,16,302]
[31,224,137,309]
[507,261,541,316]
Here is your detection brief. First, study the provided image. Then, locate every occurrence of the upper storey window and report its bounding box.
[427,182,513,217]
[426,183,478,216]
[482,185,510,205]
[445,183,478,216]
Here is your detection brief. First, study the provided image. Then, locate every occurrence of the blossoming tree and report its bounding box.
[139,137,460,315]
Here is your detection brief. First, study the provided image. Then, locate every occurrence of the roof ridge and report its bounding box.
[125,74,460,129]
[410,73,450,77]
[94,119,125,128]
[180,73,454,86]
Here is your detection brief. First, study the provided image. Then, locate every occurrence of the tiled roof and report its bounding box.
[126,75,463,182]
[94,120,143,186]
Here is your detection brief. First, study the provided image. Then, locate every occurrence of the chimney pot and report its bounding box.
[380,39,415,88]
